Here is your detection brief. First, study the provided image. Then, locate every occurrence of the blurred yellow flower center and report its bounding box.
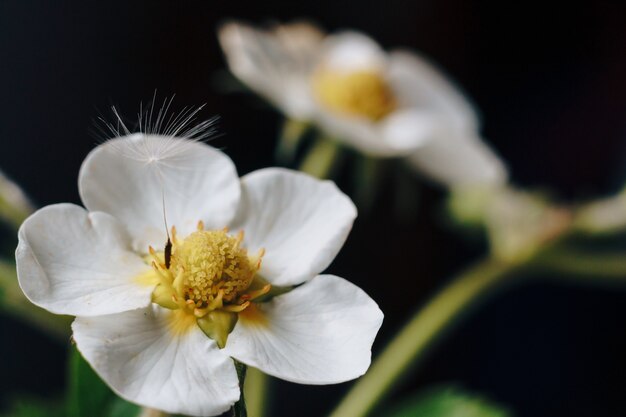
[140,221,269,347]
[312,69,396,120]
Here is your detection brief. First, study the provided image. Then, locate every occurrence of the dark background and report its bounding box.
[2,1,626,416]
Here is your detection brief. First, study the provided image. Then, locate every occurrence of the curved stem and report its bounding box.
[232,360,248,417]
[244,368,269,417]
[328,258,523,417]
[536,248,626,285]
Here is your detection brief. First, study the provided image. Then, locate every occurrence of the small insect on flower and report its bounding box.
[15,106,383,416]
[164,237,172,269]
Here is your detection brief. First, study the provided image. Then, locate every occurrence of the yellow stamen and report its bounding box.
[222,301,250,313]
[207,289,225,310]
[141,223,269,345]
[312,69,397,121]
[240,284,272,302]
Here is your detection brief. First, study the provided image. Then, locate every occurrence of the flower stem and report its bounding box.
[536,248,626,285]
[0,259,71,341]
[298,136,342,179]
[232,360,248,417]
[328,258,524,417]
[244,368,269,417]
[275,119,309,164]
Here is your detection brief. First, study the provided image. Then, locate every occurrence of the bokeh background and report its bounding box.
[2,1,626,416]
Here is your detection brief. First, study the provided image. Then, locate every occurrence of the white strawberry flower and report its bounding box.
[15,134,383,416]
[218,21,507,187]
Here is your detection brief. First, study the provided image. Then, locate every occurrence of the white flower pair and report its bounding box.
[219,21,508,187]
[16,135,383,416]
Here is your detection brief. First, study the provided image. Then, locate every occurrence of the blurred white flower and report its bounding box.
[0,169,33,227]
[16,135,383,416]
[219,21,507,187]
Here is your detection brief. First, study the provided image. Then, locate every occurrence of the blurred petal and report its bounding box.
[313,108,435,156]
[231,168,356,286]
[318,31,387,71]
[406,133,508,187]
[219,21,322,119]
[16,204,152,316]
[387,50,480,132]
[73,306,240,417]
[79,134,241,252]
[224,275,383,384]
[380,109,443,151]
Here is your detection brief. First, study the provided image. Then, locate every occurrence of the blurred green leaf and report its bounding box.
[386,386,511,417]
[67,347,140,417]
[105,398,141,417]
[0,398,65,417]
[67,346,115,417]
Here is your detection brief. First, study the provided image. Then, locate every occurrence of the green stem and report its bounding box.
[275,119,309,164]
[244,368,269,417]
[232,360,248,417]
[353,155,384,214]
[298,136,342,179]
[0,260,71,341]
[536,248,626,285]
[328,258,523,417]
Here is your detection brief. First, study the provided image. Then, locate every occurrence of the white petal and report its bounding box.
[224,275,383,384]
[319,31,387,72]
[406,133,508,187]
[72,307,240,417]
[387,50,480,132]
[79,134,241,252]
[16,203,152,316]
[230,169,356,286]
[219,21,322,119]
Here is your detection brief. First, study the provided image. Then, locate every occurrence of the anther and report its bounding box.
[240,284,272,302]
[222,301,250,313]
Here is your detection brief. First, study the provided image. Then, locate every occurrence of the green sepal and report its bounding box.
[197,310,238,348]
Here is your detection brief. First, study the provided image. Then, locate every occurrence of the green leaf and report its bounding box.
[0,398,65,417]
[105,398,141,417]
[387,386,512,417]
[66,347,142,417]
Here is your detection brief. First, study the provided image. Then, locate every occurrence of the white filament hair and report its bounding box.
[94,93,219,166]
[92,93,222,240]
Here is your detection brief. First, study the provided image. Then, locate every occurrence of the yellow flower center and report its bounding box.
[312,69,397,121]
[174,229,256,306]
[141,221,269,347]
